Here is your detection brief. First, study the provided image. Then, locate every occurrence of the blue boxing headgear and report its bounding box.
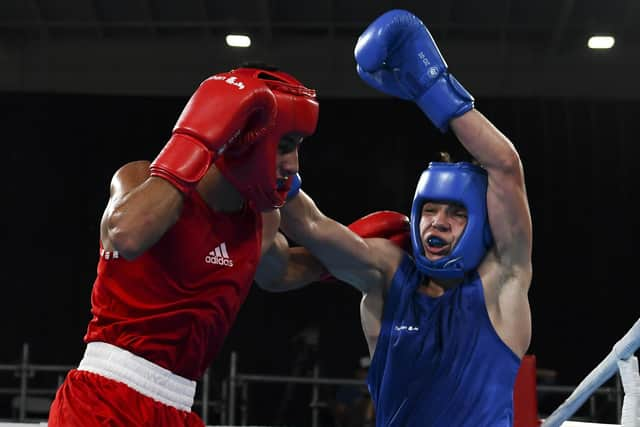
[410,162,493,280]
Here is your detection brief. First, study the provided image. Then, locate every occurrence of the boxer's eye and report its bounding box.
[448,203,468,218]
[278,135,302,154]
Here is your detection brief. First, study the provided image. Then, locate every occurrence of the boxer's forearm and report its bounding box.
[279,191,393,293]
[450,110,522,176]
[450,109,532,265]
[280,191,371,271]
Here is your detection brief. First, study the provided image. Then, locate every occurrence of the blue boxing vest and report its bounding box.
[367,254,520,427]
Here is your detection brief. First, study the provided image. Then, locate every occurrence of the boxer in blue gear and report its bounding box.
[277,9,533,427]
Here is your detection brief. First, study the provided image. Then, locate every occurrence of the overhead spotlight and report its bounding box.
[226,34,251,48]
[587,35,615,50]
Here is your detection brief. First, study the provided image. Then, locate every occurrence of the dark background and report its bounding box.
[2,0,640,423]
[1,90,639,422]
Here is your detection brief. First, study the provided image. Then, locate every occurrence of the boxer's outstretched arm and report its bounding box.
[101,160,184,260]
[279,190,403,293]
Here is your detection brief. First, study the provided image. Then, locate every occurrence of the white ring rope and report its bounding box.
[618,356,640,427]
[542,318,640,427]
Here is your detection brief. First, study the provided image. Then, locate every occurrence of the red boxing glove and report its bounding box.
[320,210,410,282]
[347,210,410,251]
[150,73,277,193]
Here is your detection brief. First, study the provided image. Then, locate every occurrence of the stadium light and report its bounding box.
[587,35,615,50]
[226,34,251,48]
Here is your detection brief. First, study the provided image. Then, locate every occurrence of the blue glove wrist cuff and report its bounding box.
[416,74,474,132]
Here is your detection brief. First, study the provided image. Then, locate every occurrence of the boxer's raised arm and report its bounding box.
[450,112,532,277]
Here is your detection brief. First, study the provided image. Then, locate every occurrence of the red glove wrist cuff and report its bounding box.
[149,133,212,194]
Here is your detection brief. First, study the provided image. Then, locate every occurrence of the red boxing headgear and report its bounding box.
[214,67,319,211]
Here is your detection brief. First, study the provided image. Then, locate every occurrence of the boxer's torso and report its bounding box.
[85,190,262,380]
[367,254,520,426]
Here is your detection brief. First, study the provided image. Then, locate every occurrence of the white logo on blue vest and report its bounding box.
[394,325,420,332]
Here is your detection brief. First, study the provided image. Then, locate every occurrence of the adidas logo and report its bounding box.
[205,242,234,267]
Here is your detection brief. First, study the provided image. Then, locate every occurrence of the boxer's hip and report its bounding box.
[77,341,197,411]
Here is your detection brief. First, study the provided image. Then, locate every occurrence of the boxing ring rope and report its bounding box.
[541,318,640,427]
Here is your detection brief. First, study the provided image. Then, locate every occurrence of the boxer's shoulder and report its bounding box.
[109,161,151,196]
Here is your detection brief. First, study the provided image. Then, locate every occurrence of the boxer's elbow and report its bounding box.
[255,270,313,293]
[254,264,292,292]
[107,228,144,261]
[255,246,320,293]
[255,239,289,291]
[499,147,523,176]
[486,137,523,178]
[105,210,149,260]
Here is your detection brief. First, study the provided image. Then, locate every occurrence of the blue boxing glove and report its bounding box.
[354,9,474,132]
[286,173,302,201]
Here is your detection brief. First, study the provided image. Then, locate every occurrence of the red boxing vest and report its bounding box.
[85,191,262,380]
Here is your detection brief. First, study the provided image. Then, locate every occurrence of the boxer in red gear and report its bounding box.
[48,64,326,427]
